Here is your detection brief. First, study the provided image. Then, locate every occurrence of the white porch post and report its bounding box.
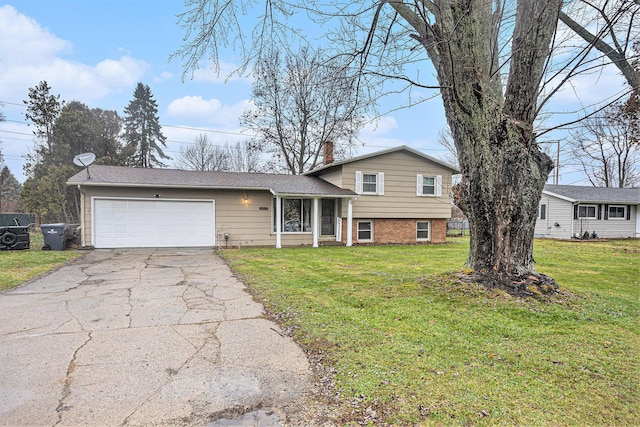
[346,198,353,247]
[312,198,319,248]
[276,195,282,249]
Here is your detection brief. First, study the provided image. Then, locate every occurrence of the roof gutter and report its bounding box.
[66,180,275,193]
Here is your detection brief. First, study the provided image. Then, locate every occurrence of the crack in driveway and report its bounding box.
[0,249,311,426]
[54,331,93,426]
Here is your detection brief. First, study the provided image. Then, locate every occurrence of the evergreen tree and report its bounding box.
[0,166,23,213]
[23,81,64,175]
[123,83,170,168]
[21,93,128,223]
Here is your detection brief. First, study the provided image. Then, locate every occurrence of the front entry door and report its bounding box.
[321,199,335,236]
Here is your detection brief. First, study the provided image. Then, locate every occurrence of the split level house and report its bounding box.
[67,145,459,249]
[535,184,640,239]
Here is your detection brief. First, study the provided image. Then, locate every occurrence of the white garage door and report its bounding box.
[93,198,215,248]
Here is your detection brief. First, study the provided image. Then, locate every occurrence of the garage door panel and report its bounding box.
[93,199,215,248]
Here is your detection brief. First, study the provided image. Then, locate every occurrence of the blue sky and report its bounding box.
[0,2,627,184]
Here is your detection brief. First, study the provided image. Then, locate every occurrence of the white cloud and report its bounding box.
[362,116,398,135]
[153,71,174,83]
[0,5,148,105]
[166,96,252,126]
[0,5,71,65]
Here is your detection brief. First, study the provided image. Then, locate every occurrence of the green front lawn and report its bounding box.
[0,232,84,291]
[221,238,640,425]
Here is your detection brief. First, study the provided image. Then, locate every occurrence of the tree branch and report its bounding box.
[559,10,640,90]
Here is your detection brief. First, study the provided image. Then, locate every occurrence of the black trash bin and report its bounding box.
[0,226,30,250]
[41,223,71,250]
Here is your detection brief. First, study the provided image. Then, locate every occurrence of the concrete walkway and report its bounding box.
[0,249,311,426]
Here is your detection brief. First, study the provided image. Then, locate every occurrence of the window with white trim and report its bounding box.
[357,220,373,241]
[578,205,596,219]
[416,221,430,241]
[355,171,384,195]
[608,205,625,219]
[416,174,442,196]
[273,198,312,232]
[363,173,377,193]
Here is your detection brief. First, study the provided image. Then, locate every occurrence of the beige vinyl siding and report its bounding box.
[333,151,453,219]
[79,187,313,247]
[315,167,343,188]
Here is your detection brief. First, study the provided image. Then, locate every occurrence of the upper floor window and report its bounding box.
[416,174,442,197]
[422,177,435,195]
[363,173,377,193]
[355,171,384,195]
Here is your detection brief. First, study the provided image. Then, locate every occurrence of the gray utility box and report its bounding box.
[41,223,74,250]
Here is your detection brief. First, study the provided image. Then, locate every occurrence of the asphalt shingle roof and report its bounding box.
[67,165,356,197]
[544,184,640,204]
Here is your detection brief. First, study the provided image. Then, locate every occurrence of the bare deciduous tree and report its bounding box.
[437,126,459,169]
[177,134,264,172]
[177,133,230,171]
[240,46,366,174]
[226,141,263,173]
[570,96,640,187]
[173,0,637,293]
[559,0,640,91]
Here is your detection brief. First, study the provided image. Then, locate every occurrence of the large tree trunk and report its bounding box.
[398,0,562,293]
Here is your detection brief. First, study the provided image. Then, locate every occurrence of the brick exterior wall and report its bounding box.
[342,218,447,244]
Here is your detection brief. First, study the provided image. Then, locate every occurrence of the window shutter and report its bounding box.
[416,174,423,196]
[627,205,631,220]
[597,204,602,220]
[540,204,546,220]
[436,175,442,197]
[355,171,362,194]
[378,172,384,195]
[604,204,609,220]
[573,205,578,220]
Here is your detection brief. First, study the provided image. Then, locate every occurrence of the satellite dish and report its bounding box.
[73,152,96,167]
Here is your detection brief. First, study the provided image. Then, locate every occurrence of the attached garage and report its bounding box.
[68,165,358,249]
[92,198,215,248]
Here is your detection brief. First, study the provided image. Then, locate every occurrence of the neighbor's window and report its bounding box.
[539,204,546,220]
[362,173,377,193]
[416,221,430,241]
[273,198,312,232]
[357,221,373,241]
[578,205,596,219]
[608,205,625,219]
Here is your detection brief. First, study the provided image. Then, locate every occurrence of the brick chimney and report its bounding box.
[323,141,334,165]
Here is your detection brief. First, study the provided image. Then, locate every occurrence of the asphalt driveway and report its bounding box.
[0,249,311,426]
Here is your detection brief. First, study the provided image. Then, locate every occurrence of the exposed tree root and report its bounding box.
[456,271,559,298]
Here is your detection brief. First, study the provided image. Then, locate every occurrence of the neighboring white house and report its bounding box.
[535,185,640,239]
